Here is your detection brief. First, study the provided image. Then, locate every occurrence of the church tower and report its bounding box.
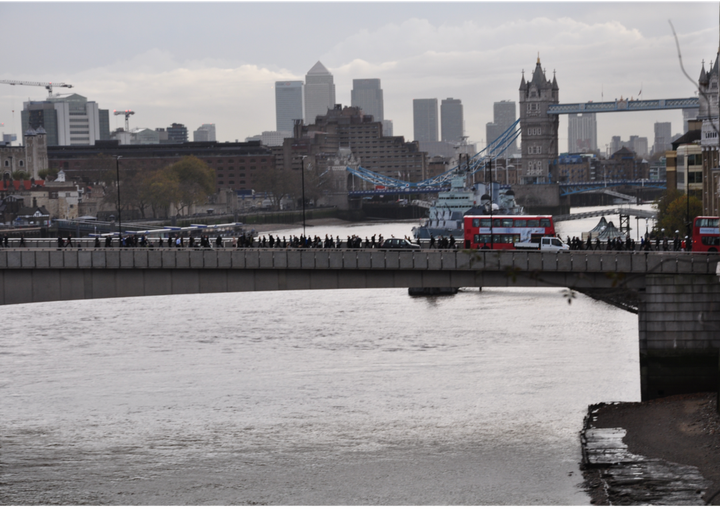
[519,56,559,183]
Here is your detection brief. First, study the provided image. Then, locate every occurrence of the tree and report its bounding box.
[253,164,300,210]
[655,190,702,236]
[11,170,31,180]
[170,156,216,216]
[38,168,58,181]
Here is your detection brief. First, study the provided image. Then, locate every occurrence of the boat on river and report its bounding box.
[412,171,523,240]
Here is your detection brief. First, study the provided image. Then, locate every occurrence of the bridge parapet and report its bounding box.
[1,248,719,274]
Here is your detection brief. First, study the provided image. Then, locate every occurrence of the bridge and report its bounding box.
[1,246,719,402]
[548,97,700,115]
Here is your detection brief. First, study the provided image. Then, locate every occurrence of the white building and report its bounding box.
[22,94,109,146]
[193,123,216,142]
[304,62,336,124]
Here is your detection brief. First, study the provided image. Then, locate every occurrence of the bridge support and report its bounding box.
[639,274,720,400]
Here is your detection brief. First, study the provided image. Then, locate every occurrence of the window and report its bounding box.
[501,218,514,227]
[540,219,551,227]
[19,160,24,167]
[696,218,719,227]
[514,219,527,227]
[527,219,539,227]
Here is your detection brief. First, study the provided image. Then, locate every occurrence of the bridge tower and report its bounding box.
[519,56,559,184]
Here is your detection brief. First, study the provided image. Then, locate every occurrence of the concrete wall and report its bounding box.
[639,274,720,400]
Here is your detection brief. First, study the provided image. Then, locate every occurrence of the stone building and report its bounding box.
[519,57,559,184]
[0,128,50,180]
[280,105,428,190]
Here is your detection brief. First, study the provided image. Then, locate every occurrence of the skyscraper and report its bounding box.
[351,79,384,122]
[304,61,335,124]
[413,98,438,143]
[193,123,216,142]
[653,122,672,154]
[440,98,463,143]
[275,81,304,132]
[167,123,188,144]
[486,100,518,154]
[568,113,597,153]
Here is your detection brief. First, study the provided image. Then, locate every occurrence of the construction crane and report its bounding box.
[114,110,135,132]
[0,80,73,95]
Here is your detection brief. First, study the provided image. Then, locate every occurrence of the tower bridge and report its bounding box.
[1,245,719,402]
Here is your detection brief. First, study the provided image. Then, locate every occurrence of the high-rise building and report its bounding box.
[304,62,336,124]
[413,98,438,143]
[351,79,384,122]
[486,100,518,155]
[381,120,393,137]
[193,123,216,142]
[167,123,188,144]
[440,98,463,143]
[275,81,304,132]
[653,122,672,154]
[21,93,109,146]
[568,112,597,153]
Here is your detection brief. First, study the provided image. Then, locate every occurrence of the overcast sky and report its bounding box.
[1,1,718,154]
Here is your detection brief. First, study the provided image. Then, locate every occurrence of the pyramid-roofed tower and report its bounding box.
[304,61,336,124]
[519,56,559,184]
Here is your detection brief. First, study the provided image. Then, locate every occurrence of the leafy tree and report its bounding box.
[145,167,180,219]
[11,169,31,180]
[38,168,58,181]
[252,164,300,210]
[170,156,216,216]
[655,190,702,236]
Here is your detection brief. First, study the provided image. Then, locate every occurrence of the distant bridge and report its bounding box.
[559,180,666,196]
[548,97,700,115]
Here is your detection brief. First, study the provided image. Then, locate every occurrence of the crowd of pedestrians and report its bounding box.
[565,233,691,252]
[18,230,696,252]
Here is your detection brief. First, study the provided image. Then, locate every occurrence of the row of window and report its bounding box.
[471,218,552,228]
[3,159,24,167]
[217,181,246,185]
[217,173,246,178]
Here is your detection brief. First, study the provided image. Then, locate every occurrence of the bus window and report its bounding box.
[493,218,503,227]
[472,218,480,228]
[502,218,514,227]
[514,219,527,227]
[527,219,539,227]
[540,219,551,227]
[697,218,720,228]
[702,236,720,246]
[481,219,491,227]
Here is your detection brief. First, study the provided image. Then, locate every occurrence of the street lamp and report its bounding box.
[115,155,122,242]
[300,155,308,238]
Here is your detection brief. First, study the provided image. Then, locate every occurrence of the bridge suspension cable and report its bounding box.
[346,119,521,190]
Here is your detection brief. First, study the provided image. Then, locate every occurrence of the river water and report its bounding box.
[1,210,646,505]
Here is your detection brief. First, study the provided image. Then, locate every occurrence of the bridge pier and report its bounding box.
[639,274,720,400]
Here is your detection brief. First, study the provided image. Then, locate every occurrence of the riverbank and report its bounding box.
[582,393,720,505]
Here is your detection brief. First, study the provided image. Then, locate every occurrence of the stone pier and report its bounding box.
[639,274,720,400]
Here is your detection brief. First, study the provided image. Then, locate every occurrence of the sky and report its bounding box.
[0,1,718,155]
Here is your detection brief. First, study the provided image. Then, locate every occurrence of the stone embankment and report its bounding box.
[581,394,720,505]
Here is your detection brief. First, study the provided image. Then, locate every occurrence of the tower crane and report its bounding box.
[114,110,135,132]
[0,80,73,95]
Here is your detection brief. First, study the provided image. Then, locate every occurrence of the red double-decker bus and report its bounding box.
[691,216,720,252]
[464,215,556,249]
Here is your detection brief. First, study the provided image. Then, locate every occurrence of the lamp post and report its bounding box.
[300,155,307,238]
[115,155,122,242]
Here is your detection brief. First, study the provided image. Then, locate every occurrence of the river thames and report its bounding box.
[0,209,647,505]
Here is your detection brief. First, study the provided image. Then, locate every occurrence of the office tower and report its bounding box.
[21,93,109,146]
[167,123,188,144]
[351,79,384,122]
[304,61,336,124]
[486,100,518,154]
[193,123,216,142]
[413,98,438,142]
[568,113,597,153]
[441,98,463,143]
[653,122,672,154]
[381,120,393,137]
[275,81,304,132]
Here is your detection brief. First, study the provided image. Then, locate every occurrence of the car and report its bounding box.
[380,238,421,250]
